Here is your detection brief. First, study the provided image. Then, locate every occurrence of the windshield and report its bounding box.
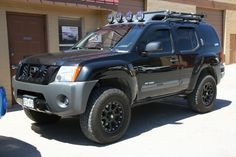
[72,24,144,52]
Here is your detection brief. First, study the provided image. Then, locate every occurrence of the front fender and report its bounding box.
[77,60,138,103]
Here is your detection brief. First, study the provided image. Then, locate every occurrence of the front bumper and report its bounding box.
[12,77,97,117]
[220,64,225,78]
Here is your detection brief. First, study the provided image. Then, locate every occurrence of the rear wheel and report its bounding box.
[23,108,61,124]
[80,88,131,144]
[188,75,217,113]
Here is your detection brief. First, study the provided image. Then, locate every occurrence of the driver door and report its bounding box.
[134,25,181,99]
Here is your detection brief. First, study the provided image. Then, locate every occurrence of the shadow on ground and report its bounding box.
[31,98,231,146]
[0,136,41,157]
[7,104,22,112]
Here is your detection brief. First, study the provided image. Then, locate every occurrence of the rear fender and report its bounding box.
[187,55,219,93]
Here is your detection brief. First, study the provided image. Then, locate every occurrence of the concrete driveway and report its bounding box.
[0,64,235,157]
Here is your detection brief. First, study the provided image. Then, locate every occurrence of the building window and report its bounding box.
[58,17,82,51]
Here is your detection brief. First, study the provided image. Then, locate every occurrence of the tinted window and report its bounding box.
[73,25,133,51]
[176,28,198,51]
[115,25,144,52]
[138,28,172,53]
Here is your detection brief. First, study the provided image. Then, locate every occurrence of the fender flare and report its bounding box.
[77,60,138,104]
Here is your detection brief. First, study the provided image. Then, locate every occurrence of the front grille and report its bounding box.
[16,64,59,85]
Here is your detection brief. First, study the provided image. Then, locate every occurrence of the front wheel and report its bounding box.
[23,108,61,124]
[188,75,217,113]
[80,88,131,144]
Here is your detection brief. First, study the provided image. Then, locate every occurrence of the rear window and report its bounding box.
[176,27,198,52]
[198,24,221,50]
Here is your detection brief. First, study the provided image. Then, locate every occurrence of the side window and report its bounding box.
[138,28,173,53]
[176,27,198,52]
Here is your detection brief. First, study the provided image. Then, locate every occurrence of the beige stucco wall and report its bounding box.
[0,9,12,104]
[214,0,236,4]
[224,10,236,64]
[146,0,196,13]
[0,0,110,105]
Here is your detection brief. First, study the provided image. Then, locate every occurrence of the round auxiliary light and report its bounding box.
[136,11,145,22]
[126,11,133,22]
[115,12,123,23]
[107,14,114,24]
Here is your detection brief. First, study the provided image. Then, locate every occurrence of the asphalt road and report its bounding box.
[0,64,236,157]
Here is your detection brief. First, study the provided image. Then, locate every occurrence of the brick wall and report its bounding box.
[0,10,12,104]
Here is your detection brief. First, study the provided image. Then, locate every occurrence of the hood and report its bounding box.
[22,50,118,66]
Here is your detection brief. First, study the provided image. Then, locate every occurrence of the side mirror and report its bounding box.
[145,41,162,52]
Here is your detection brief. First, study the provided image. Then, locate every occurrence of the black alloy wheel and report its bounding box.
[80,87,131,144]
[188,75,217,113]
[201,82,215,106]
[101,100,124,133]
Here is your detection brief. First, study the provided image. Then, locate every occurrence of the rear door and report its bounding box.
[173,25,200,91]
[134,25,181,99]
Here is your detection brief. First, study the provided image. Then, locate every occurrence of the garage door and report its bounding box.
[197,8,224,46]
[118,0,144,13]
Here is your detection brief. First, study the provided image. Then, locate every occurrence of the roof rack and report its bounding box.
[145,10,205,22]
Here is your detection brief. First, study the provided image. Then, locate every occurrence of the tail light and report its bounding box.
[219,51,224,63]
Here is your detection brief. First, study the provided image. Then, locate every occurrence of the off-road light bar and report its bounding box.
[107,11,145,24]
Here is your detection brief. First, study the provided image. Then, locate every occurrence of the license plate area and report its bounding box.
[23,95,36,109]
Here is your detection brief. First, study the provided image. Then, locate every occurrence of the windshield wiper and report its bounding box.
[71,46,83,50]
[85,47,103,50]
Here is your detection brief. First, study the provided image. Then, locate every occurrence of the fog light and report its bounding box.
[57,95,69,108]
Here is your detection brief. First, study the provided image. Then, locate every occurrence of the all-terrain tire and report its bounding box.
[188,75,217,113]
[24,108,61,124]
[80,88,131,144]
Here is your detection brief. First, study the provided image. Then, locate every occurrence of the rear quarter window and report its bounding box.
[198,24,221,52]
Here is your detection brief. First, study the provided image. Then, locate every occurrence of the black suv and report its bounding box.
[12,11,225,144]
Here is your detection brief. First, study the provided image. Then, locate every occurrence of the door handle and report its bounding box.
[170,57,178,63]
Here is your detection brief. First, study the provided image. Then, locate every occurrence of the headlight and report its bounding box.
[55,66,81,82]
